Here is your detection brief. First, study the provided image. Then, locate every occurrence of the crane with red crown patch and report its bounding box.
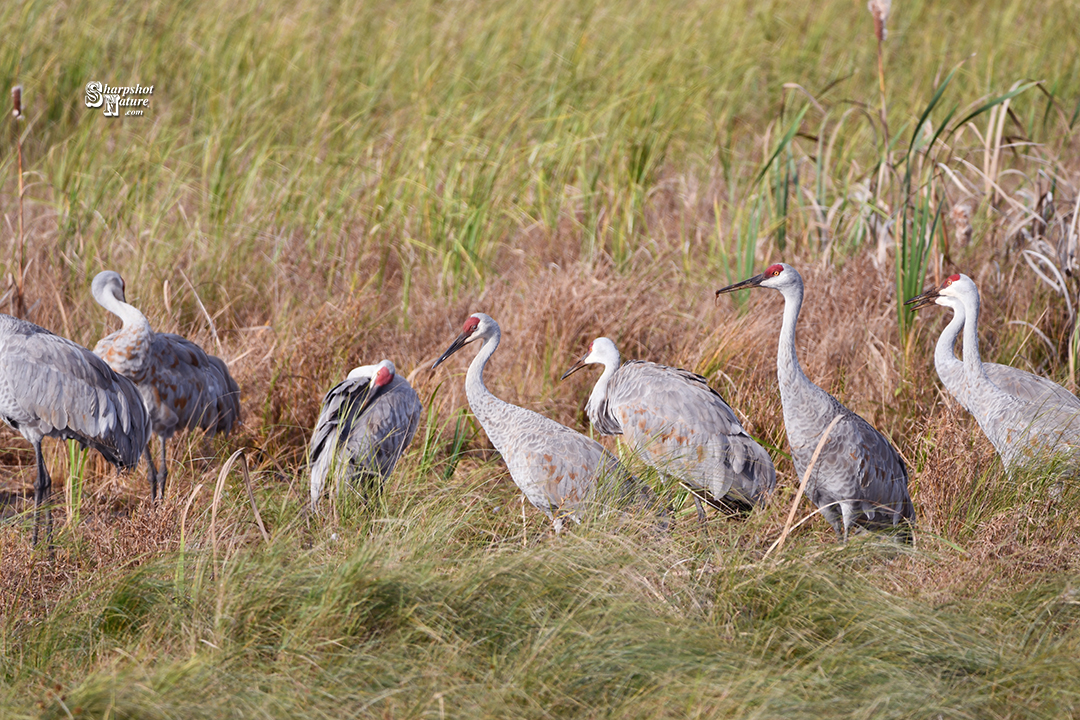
[717,263,915,541]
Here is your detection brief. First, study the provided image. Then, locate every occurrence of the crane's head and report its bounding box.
[91,270,127,305]
[348,359,397,386]
[431,313,498,370]
[345,359,395,384]
[561,337,621,380]
[374,359,396,387]
[715,263,801,299]
[905,273,973,312]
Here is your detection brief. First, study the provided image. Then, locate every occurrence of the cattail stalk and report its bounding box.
[867,0,891,263]
[10,85,25,317]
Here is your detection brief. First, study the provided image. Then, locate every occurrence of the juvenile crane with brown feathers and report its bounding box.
[92,271,240,502]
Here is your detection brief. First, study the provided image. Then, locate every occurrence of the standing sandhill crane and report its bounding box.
[308,359,422,511]
[906,276,1080,413]
[716,264,914,541]
[92,271,241,502]
[907,273,1080,469]
[561,337,776,518]
[0,313,151,544]
[431,314,648,531]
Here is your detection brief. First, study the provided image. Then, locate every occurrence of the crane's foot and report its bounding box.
[692,495,708,528]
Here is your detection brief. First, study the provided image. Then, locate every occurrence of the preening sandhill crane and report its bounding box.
[308,359,422,511]
[431,314,649,531]
[0,313,151,544]
[906,275,1080,413]
[561,337,776,518]
[907,273,1080,470]
[92,271,241,502]
[716,263,915,541]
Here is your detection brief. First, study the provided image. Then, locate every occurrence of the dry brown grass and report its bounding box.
[5,183,1080,628]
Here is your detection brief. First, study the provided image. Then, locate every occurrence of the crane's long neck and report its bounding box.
[98,290,153,338]
[777,283,808,391]
[585,359,622,435]
[959,290,989,383]
[934,305,964,380]
[464,328,514,441]
[94,288,154,375]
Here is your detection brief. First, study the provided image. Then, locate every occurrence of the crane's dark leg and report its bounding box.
[692,495,707,524]
[158,438,168,502]
[143,444,159,503]
[32,439,52,546]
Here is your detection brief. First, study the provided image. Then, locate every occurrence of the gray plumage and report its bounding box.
[717,264,914,541]
[911,284,1080,413]
[432,314,648,530]
[0,313,151,543]
[908,274,1080,470]
[92,271,241,502]
[562,337,776,512]
[308,360,422,510]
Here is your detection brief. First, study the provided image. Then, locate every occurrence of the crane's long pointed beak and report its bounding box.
[432,331,471,370]
[904,288,941,311]
[715,272,767,299]
[561,355,588,381]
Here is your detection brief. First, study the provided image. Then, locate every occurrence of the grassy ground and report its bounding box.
[2,0,1080,716]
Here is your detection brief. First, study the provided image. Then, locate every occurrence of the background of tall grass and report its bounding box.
[2,0,1080,716]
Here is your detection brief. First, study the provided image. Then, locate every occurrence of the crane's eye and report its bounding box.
[771,269,780,277]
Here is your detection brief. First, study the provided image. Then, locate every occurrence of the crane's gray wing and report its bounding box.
[342,376,422,478]
[140,333,238,438]
[607,361,776,503]
[986,364,1080,412]
[206,354,242,433]
[309,375,375,497]
[938,359,1080,414]
[492,413,644,520]
[0,318,150,468]
[806,408,913,527]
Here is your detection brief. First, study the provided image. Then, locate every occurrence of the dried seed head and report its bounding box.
[11,85,22,120]
[950,198,977,247]
[867,0,891,42]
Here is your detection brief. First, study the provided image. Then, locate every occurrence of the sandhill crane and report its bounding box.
[716,263,914,541]
[431,313,649,531]
[92,271,241,502]
[907,273,1080,469]
[906,277,1080,412]
[561,337,775,518]
[308,359,422,511]
[0,313,151,544]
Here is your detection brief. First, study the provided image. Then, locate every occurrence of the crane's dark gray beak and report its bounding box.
[432,331,472,370]
[715,272,767,299]
[561,353,589,381]
[904,288,940,311]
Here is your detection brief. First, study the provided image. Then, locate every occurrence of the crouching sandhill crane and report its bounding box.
[907,273,1080,470]
[92,271,241,502]
[308,359,422,511]
[0,313,151,544]
[561,337,776,518]
[432,314,649,531]
[716,264,915,541]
